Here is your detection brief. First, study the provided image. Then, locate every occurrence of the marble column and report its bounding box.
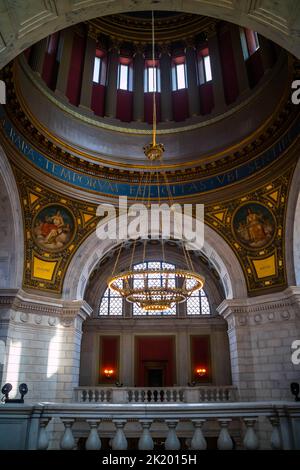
[105,47,119,118]
[133,48,145,122]
[79,34,96,110]
[207,30,226,113]
[230,24,249,95]
[55,28,74,97]
[185,45,200,117]
[160,48,173,122]
[30,38,47,75]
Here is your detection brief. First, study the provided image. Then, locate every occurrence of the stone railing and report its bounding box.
[73,386,238,404]
[0,401,299,450]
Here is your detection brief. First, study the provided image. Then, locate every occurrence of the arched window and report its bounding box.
[98,260,211,316]
[99,283,123,316]
[186,288,211,315]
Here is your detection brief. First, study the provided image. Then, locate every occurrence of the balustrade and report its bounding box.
[1,401,299,450]
[74,385,237,404]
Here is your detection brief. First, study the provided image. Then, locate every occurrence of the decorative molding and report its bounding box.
[247,0,291,36]
[0,289,92,321]
[7,0,59,39]
[217,287,300,328]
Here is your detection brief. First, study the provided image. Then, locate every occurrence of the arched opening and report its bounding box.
[79,241,232,390]
[0,145,24,289]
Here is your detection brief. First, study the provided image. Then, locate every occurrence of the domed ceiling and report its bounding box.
[1,11,299,297]
[0,11,299,202]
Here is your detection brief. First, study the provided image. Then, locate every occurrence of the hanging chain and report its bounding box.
[162,171,194,272]
[151,10,156,148]
[111,170,145,278]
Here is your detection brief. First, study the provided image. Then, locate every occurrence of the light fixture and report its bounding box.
[290,382,300,401]
[1,382,28,403]
[104,368,114,379]
[1,383,12,401]
[107,12,205,312]
[195,367,207,378]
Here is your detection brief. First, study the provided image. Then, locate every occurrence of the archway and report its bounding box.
[285,158,300,286]
[0,0,299,69]
[63,217,247,301]
[0,145,24,289]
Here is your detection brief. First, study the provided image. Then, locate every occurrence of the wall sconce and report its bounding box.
[290,382,300,401]
[195,367,207,378]
[1,383,28,403]
[103,368,114,379]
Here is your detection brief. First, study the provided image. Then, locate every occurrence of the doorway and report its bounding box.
[147,368,164,387]
[135,336,176,387]
[144,361,166,387]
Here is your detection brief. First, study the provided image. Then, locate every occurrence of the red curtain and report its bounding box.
[172,89,189,122]
[135,336,175,386]
[99,336,119,384]
[144,92,161,124]
[42,33,59,90]
[91,84,105,116]
[190,335,211,383]
[218,28,239,104]
[116,90,133,122]
[66,33,85,106]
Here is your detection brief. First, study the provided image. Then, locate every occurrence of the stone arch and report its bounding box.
[286,158,300,286]
[84,242,224,314]
[63,217,247,301]
[0,145,24,289]
[0,0,299,69]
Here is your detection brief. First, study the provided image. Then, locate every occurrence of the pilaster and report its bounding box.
[79,34,96,110]
[29,38,47,76]
[217,287,300,401]
[133,48,145,122]
[105,47,119,118]
[160,48,173,122]
[0,289,92,402]
[207,29,226,113]
[185,45,200,117]
[55,28,74,97]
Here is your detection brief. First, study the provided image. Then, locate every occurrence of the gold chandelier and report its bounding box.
[108,268,204,312]
[107,12,204,312]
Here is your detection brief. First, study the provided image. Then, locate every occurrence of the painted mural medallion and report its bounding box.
[233,202,276,250]
[32,204,75,252]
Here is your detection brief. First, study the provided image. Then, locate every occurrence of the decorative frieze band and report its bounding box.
[0,289,92,327]
[217,287,300,330]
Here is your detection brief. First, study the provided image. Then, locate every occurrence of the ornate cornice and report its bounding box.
[217,287,300,330]
[87,13,216,46]
[0,289,92,322]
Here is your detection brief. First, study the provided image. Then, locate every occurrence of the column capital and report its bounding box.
[0,288,92,325]
[217,287,300,327]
